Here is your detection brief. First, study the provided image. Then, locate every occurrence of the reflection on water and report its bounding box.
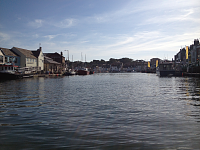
[0,74,200,149]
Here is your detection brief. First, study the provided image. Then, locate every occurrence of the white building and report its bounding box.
[12,47,44,72]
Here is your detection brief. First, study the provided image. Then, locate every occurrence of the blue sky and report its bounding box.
[0,0,199,62]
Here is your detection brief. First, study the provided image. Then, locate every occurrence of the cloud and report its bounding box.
[0,32,10,42]
[28,19,44,28]
[80,40,90,44]
[0,32,23,48]
[141,8,197,25]
[54,18,76,28]
[27,17,77,29]
[60,41,71,44]
[32,34,39,38]
[72,27,200,60]
[107,37,135,48]
[3,0,198,62]
[84,0,200,26]
[43,32,77,41]
[183,9,194,18]
[44,34,59,40]
[126,31,199,53]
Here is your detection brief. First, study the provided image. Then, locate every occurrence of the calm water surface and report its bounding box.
[0,73,200,150]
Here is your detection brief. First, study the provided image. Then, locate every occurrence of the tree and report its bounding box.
[109,58,117,64]
[119,58,133,64]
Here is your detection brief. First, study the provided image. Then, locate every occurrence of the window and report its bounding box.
[9,57,12,63]
[14,58,17,63]
[0,56,3,63]
[5,57,8,62]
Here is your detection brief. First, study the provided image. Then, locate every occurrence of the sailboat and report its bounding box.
[77,53,90,75]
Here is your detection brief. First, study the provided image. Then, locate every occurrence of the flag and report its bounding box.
[186,46,188,59]
[156,60,158,67]
[148,61,150,68]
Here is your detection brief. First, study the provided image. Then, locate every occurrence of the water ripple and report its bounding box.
[0,74,200,149]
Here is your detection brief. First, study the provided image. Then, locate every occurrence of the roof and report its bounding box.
[13,47,37,59]
[44,52,63,58]
[44,56,61,65]
[0,47,18,57]
[32,47,42,58]
[32,50,41,58]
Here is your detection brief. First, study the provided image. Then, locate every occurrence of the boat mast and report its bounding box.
[81,52,83,68]
[72,55,73,70]
[85,54,86,67]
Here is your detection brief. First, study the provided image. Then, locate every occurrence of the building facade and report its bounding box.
[44,56,61,73]
[44,52,65,73]
[0,47,20,67]
[32,47,44,71]
[12,47,37,68]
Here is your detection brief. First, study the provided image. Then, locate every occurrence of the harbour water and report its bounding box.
[0,73,200,149]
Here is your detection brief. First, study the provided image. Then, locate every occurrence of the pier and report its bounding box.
[183,72,200,77]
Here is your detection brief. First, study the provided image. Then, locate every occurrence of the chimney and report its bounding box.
[37,47,42,51]
[194,39,199,45]
[61,51,63,64]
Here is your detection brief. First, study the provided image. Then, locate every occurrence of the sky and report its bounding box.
[0,0,200,62]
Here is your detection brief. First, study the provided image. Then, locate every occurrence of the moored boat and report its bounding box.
[64,69,76,76]
[0,64,23,80]
[18,67,35,78]
[69,70,76,75]
[77,68,90,75]
[156,62,182,77]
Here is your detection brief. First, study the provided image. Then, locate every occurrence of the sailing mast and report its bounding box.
[72,55,73,70]
[85,54,86,68]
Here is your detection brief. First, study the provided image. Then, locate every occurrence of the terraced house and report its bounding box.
[0,49,3,65]
[0,47,20,67]
[11,47,44,73]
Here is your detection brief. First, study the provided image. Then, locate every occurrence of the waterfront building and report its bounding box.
[44,52,66,73]
[174,48,187,73]
[44,56,61,74]
[12,47,37,68]
[187,39,200,73]
[11,47,44,73]
[174,48,186,63]
[0,49,4,65]
[0,47,20,67]
[32,47,44,72]
[134,60,148,72]
[190,39,200,65]
[110,66,119,72]
[150,58,161,68]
